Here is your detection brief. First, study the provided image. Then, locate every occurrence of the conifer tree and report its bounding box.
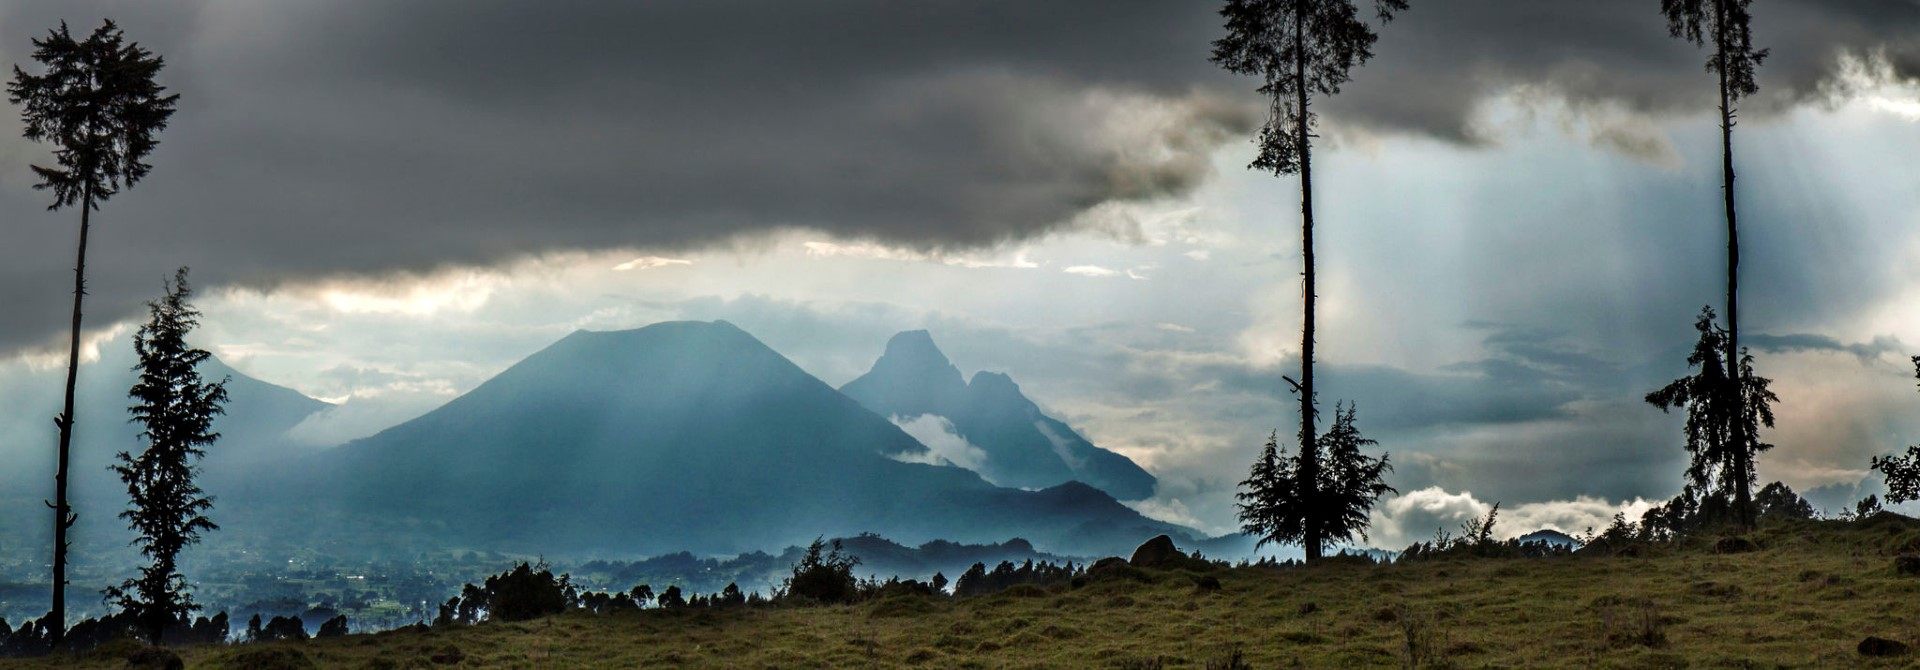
[108,268,227,643]
[1238,404,1393,553]
[9,20,179,639]
[1646,307,1776,528]
[1211,0,1407,560]
[1658,0,1769,528]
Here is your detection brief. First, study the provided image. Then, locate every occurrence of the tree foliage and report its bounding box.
[10,18,180,641]
[780,538,860,604]
[8,19,179,208]
[951,560,1079,598]
[1237,403,1394,551]
[107,268,228,643]
[1211,0,1405,561]
[1646,307,1776,526]
[1869,357,1920,504]
[1660,0,1768,102]
[1753,481,1814,521]
[1209,0,1406,175]
[434,562,575,625]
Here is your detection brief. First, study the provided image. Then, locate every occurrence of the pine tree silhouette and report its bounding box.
[1646,307,1777,529]
[1659,0,1769,529]
[1211,0,1407,560]
[9,20,179,640]
[1237,403,1394,554]
[108,269,228,643]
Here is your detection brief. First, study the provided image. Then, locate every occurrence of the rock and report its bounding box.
[124,647,183,670]
[1895,554,1920,576]
[1859,636,1910,657]
[1713,536,1757,554]
[431,645,466,665]
[213,648,316,670]
[1129,535,1184,568]
[1088,556,1128,574]
[1086,556,1149,583]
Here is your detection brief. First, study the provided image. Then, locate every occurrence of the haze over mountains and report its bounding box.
[0,320,1235,561]
[0,341,328,506]
[298,321,1197,556]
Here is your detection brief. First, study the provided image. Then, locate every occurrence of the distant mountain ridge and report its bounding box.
[293,321,1197,557]
[0,335,330,498]
[840,330,1157,500]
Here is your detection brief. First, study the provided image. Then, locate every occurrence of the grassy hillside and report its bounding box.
[14,517,1920,668]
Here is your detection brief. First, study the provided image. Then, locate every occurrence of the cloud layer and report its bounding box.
[1,1,1917,351]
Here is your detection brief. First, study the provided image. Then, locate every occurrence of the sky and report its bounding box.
[1,1,1918,547]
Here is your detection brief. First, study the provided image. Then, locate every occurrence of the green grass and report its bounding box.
[14,517,1920,668]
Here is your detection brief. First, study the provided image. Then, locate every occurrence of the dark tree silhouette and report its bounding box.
[1211,0,1406,561]
[1646,307,1777,527]
[1868,357,1920,503]
[1752,481,1813,521]
[656,585,686,609]
[8,20,179,640]
[108,269,228,644]
[1660,0,1768,529]
[1237,403,1393,554]
[315,615,349,638]
[432,562,575,625]
[780,537,860,604]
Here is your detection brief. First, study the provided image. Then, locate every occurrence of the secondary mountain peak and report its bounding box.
[884,329,948,364]
[842,330,968,417]
[842,331,1158,501]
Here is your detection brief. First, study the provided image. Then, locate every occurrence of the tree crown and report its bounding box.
[1210,0,1406,175]
[1661,0,1768,101]
[9,19,179,210]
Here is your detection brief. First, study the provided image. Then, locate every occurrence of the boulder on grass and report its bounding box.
[1713,536,1757,554]
[1859,636,1910,657]
[1129,535,1185,568]
[1895,554,1920,576]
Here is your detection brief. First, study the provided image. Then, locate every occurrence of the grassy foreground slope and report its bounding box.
[15,517,1920,668]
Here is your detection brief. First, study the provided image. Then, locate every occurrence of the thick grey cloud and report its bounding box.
[1323,0,1920,144]
[0,0,1914,354]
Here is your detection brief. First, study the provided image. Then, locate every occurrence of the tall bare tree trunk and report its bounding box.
[1712,0,1752,530]
[1294,3,1322,563]
[49,185,90,645]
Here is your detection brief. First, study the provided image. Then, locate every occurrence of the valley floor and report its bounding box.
[11,518,1920,668]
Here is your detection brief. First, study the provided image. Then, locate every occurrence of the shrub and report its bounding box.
[1595,598,1667,649]
[1205,644,1250,670]
[315,615,348,638]
[781,538,861,605]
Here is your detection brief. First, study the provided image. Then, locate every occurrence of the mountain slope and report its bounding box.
[0,335,331,562]
[841,331,1157,500]
[306,321,1191,556]
[0,334,329,497]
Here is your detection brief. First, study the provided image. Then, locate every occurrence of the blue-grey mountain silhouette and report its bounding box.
[300,321,1192,556]
[0,335,329,502]
[840,330,1157,500]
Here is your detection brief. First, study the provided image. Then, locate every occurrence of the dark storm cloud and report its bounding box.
[1323,0,1920,144]
[0,0,1915,352]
